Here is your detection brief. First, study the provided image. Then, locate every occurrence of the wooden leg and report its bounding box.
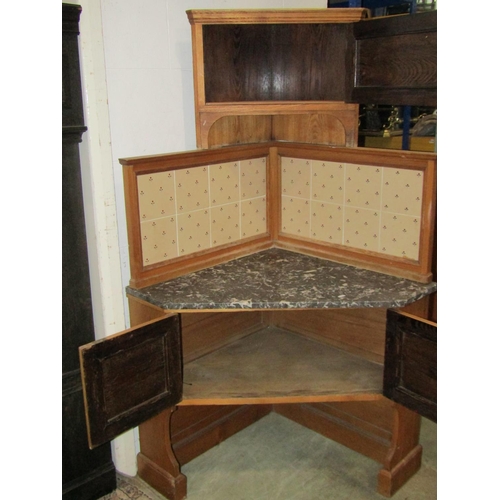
[377,402,422,497]
[137,407,187,500]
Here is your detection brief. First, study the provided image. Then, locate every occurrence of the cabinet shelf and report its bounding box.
[180,326,384,406]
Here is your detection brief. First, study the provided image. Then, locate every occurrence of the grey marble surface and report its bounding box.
[127,248,436,311]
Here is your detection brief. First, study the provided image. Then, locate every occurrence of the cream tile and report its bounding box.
[311,201,343,245]
[140,216,178,266]
[241,157,267,200]
[177,209,211,257]
[210,203,241,247]
[381,167,424,217]
[380,212,421,260]
[281,196,311,238]
[281,157,311,199]
[311,160,345,205]
[344,206,380,253]
[241,197,267,239]
[209,161,240,207]
[137,171,176,222]
[175,165,209,213]
[345,163,382,211]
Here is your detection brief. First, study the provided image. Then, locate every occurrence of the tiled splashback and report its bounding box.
[138,158,267,266]
[137,155,425,267]
[281,157,423,260]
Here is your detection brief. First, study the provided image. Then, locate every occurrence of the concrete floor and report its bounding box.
[128,411,437,500]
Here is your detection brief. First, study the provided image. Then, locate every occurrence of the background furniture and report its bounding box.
[62,4,116,498]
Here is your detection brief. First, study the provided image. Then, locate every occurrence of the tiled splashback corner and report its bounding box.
[281,157,424,261]
[138,158,268,266]
[137,155,424,267]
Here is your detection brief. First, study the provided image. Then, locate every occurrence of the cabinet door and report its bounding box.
[79,315,182,449]
[383,310,437,422]
[347,10,437,107]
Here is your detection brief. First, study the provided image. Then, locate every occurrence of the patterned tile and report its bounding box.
[135,154,425,267]
[136,157,267,267]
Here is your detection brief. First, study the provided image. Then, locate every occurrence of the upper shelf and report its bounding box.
[186,8,369,25]
[186,8,436,146]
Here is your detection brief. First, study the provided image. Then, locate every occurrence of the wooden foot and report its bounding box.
[377,402,422,497]
[137,407,187,500]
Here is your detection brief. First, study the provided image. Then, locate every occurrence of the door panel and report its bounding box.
[383,310,437,422]
[347,10,437,106]
[79,315,182,448]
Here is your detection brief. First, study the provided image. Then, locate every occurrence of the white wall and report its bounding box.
[73,0,327,476]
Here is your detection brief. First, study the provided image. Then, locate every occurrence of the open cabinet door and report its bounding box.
[347,9,437,107]
[79,315,183,449]
[383,310,437,422]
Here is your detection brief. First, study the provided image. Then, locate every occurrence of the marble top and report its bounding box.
[127,248,436,311]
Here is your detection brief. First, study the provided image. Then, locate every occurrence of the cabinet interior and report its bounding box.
[129,305,389,407]
[202,23,349,103]
[179,306,389,406]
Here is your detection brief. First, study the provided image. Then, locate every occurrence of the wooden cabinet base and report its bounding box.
[378,444,422,497]
[137,453,187,500]
[137,408,187,500]
[172,404,272,466]
[138,400,421,499]
[275,400,421,497]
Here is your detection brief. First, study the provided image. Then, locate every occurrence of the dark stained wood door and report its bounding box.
[346,10,437,107]
[79,315,183,449]
[383,309,437,422]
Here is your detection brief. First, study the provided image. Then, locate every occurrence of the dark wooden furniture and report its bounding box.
[62,4,116,498]
[79,8,437,500]
[384,310,437,422]
[347,10,437,106]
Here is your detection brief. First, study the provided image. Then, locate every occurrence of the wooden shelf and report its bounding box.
[180,326,384,406]
[187,8,369,25]
[187,9,370,147]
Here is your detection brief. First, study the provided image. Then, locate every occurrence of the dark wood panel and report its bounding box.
[383,310,437,422]
[62,4,85,128]
[357,32,436,88]
[62,383,116,499]
[62,139,93,373]
[79,316,183,448]
[348,11,437,106]
[62,4,116,497]
[353,9,437,39]
[203,24,348,102]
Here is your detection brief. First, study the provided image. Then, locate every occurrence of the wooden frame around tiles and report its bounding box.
[121,142,436,289]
